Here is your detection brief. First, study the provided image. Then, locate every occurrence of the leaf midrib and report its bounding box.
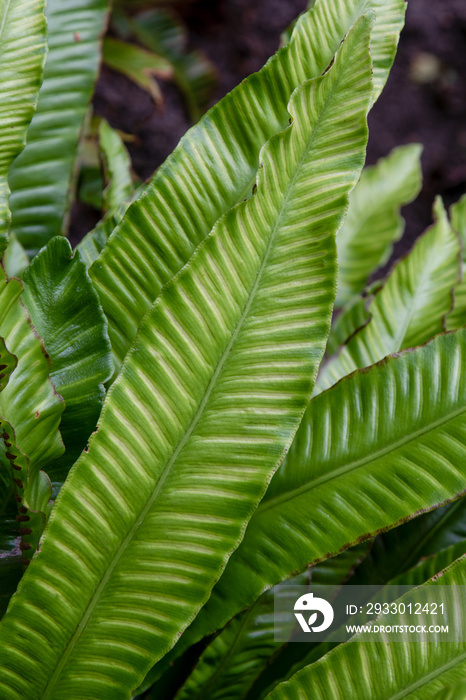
[387,649,466,699]
[0,0,11,47]
[390,231,454,352]
[258,402,466,516]
[327,221,454,392]
[40,71,338,698]
[42,195,277,700]
[351,245,443,370]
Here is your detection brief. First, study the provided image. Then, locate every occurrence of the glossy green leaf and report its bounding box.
[2,235,29,279]
[0,338,17,393]
[447,194,466,331]
[0,268,64,562]
[99,119,134,213]
[139,544,370,698]
[432,680,466,700]
[451,194,466,249]
[312,543,371,586]
[268,556,466,699]
[250,503,466,700]
[76,123,137,269]
[0,15,374,697]
[336,143,423,306]
[0,0,46,249]
[175,543,369,700]
[316,197,460,394]
[21,236,113,487]
[392,541,466,587]
[241,543,373,700]
[173,330,466,666]
[289,0,402,102]
[175,588,283,700]
[447,267,466,332]
[8,0,109,256]
[0,269,64,477]
[90,0,406,367]
[173,574,309,700]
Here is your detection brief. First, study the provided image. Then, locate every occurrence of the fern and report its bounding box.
[0,1,465,699]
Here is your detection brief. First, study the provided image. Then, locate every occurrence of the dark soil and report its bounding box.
[368,0,466,259]
[92,0,308,184]
[83,0,466,263]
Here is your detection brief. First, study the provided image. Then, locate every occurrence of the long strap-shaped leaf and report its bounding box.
[452,194,466,249]
[90,0,405,366]
[99,119,134,213]
[174,547,367,700]
[351,499,466,585]
[175,329,466,662]
[7,0,108,257]
[175,588,284,700]
[22,236,113,487]
[0,269,64,477]
[336,143,422,306]
[0,0,46,249]
[0,268,64,562]
[316,197,460,393]
[433,680,466,700]
[0,17,373,699]
[447,195,466,331]
[268,555,466,699]
[248,502,466,700]
[77,121,136,269]
[392,541,466,587]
